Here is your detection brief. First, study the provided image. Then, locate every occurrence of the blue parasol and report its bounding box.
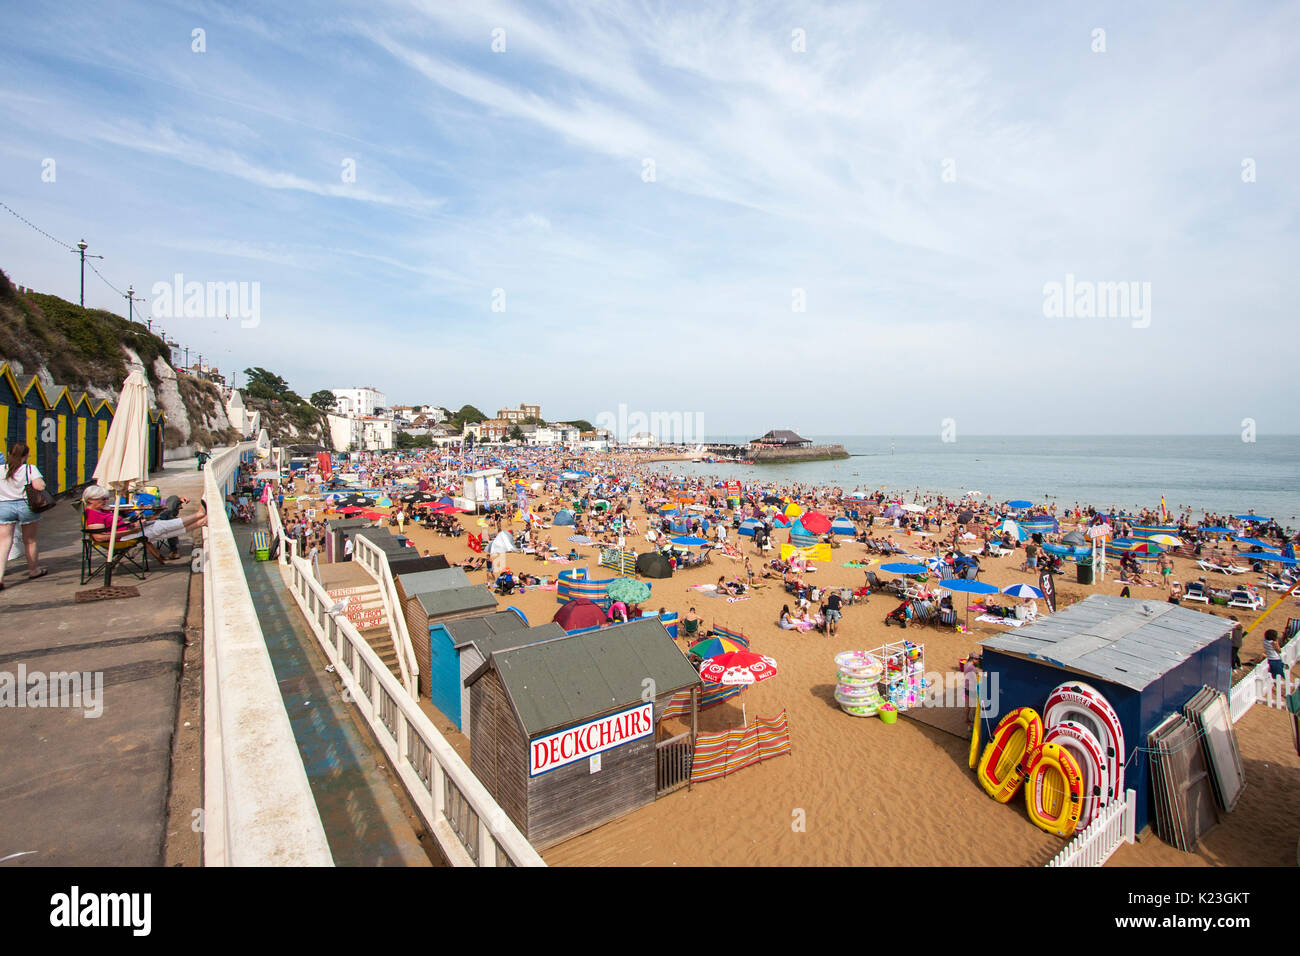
[1233,515,1269,522]
[1239,552,1296,565]
[882,562,928,575]
[939,578,1000,629]
[671,535,708,547]
[1007,500,1033,510]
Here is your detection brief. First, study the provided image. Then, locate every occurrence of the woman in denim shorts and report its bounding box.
[0,443,48,589]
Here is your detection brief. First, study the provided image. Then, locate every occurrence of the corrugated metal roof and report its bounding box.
[484,620,702,737]
[398,567,470,597]
[416,585,498,619]
[978,594,1232,691]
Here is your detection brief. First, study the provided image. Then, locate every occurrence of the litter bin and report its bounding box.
[1077,557,1094,585]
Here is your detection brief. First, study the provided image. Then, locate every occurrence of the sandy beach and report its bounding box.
[281,457,1300,867]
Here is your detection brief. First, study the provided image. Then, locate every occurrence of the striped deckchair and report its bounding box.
[690,710,792,783]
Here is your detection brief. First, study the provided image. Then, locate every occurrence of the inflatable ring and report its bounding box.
[977,707,1044,803]
[1045,720,1109,830]
[1024,742,1084,837]
[1044,682,1125,804]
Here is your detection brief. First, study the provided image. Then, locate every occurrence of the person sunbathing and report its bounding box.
[82,486,207,564]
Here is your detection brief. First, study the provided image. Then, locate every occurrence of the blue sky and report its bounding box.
[1,1,1297,435]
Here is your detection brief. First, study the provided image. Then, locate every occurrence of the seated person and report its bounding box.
[681,608,701,639]
[607,600,629,623]
[82,485,207,564]
[566,548,580,561]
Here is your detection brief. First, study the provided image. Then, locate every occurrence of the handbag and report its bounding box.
[24,467,57,513]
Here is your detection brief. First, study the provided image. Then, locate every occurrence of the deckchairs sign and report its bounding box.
[529,703,654,776]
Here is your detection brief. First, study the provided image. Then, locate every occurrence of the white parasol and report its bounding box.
[92,368,151,585]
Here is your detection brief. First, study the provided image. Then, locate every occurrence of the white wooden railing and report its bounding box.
[201,444,334,866]
[353,533,419,700]
[1229,638,1300,723]
[280,547,544,866]
[1046,788,1137,867]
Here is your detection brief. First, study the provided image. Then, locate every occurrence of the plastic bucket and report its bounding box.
[879,708,898,725]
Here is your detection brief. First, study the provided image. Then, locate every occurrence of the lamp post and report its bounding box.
[73,239,103,307]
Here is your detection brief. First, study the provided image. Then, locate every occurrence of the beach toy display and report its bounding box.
[977,707,1044,803]
[833,651,883,717]
[874,640,926,711]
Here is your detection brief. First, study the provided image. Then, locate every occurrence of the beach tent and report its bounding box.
[553,509,575,526]
[996,519,1024,541]
[738,518,762,537]
[830,517,856,537]
[489,531,518,555]
[553,598,607,632]
[635,552,673,579]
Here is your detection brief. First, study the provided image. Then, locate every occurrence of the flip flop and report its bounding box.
[28,568,48,580]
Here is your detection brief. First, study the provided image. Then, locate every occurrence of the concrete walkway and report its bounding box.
[236,511,430,866]
[0,457,206,866]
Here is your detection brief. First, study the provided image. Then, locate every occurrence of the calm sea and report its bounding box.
[653,435,1300,523]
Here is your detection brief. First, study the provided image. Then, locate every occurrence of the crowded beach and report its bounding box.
[261,444,1299,866]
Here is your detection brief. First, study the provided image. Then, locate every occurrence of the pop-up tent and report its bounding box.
[553,509,575,526]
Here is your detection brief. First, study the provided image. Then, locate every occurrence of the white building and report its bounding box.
[327,414,395,452]
[330,386,387,417]
[625,431,658,448]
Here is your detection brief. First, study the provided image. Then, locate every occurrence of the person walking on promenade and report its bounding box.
[0,443,47,589]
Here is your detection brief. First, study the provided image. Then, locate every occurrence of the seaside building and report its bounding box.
[625,431,658,448]
[497,403,542,423]
[326,412,395,452]
[464,418,511,442]
[331,386,387,417]
[750,428,812,448]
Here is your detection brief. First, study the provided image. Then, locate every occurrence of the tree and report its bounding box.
[310,390,337,412]
[509,424,524,443]
[564,420,594,433]
[243,367,291,401]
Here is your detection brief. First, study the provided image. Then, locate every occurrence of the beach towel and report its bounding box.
[977,614,1028,627]
[691,710,792,783]
[841,561,874,569]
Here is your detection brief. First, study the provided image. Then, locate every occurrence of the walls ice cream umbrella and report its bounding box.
[92,368,151,587]
[699,651,777,725]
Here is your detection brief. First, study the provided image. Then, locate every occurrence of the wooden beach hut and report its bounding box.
[443,613,564,736]
[404,582,499,699]
[466,619,702,848]
[978,594,1232,835]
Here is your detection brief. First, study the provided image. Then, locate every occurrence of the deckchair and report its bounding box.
[79,502,151,585]
[1183,581,1210,604]
[1227,589,1264,611]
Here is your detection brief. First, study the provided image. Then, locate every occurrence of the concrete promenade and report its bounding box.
[0,458,205,866]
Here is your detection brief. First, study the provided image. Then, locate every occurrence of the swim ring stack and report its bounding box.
[834,651,884,717]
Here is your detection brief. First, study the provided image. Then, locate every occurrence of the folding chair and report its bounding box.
[79,503,151,585]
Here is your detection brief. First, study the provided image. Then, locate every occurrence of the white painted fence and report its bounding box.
[1046,788,1137,867]
[1229,638,1300,723]
[201,444,334,866]
[280,546,543,866]
[352,533,420,700]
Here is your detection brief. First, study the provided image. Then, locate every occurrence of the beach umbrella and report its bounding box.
[763,495,783,505]
[901,502,925,513]
[1062,531,1088,546]
[784,503,803,518]
[996,519,1024,541]
[957,509,974,524]
[1007,500,1033,510]
[671,535,707,547]
[1002,583,1044,599]
[92,368,151,587]
[553,598,607,632]
[687,636,747,659]
[635,552,673,578]
[801,511,832,534]
[881,562,928,575]
[1199,526,1233,534]
[965,491,983,498]
[698,651,778,686]
[1239,552,1296,565]
[1233,515,1269,522]
[883,504,904,519]
[939,577,999,629]
[1232,537,1274,549]
[607,578,651,604]
[1143,534,1182,548]
[567,535,593,545]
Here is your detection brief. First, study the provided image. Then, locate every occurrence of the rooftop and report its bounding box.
[978,594,1233,692]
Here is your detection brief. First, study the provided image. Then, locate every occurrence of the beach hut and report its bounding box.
[448,613,565,737]
[466,620,702,848]
[402,580,499,698]
[977,594,1232,836]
